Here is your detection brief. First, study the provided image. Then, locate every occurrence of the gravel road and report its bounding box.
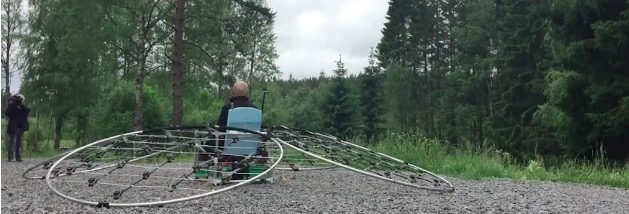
[2,159,628,214]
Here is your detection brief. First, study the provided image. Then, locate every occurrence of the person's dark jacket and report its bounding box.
[4,102,31,134]
[217,96,257,131]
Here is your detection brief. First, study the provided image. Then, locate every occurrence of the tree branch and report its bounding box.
[109,40,139,59]
[233,0,276,22]
[144,0,161,28]
[184,40,227,72]
[148,0,175,30]
[112,0,140,17]
[162,52,175,62]
[185,14,235,22]
[98,0,143,53]
[144,39,158,59]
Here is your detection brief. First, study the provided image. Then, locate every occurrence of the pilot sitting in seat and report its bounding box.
[197,80,265,180]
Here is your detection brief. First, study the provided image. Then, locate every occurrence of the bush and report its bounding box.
[368,131,629,188]
[88,81,167,139]
[24,124,44,152]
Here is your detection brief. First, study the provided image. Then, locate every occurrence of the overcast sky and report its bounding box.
[8,0,389,93]
[267,0,389,79]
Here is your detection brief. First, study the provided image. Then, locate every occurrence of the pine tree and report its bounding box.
[376,0,412,68]
[360,48,385,140]
[377,0,419,131]
[487,0,551,159]
[322,55,360,138]
[537,0,629,161]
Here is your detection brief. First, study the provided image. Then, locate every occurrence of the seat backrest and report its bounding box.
[223,107,262,156]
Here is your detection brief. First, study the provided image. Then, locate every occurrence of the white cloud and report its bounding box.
[267,0,389,79]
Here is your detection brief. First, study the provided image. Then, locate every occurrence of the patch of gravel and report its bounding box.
[2,159,629,214]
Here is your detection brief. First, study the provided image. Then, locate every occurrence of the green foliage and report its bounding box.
[359,49,385,140]
[11,0,629,187]
[542,0,629,161]
[371,133,629,188]
[366,0,629,164]
[321,56,361,138]
[382,64,415,130]
[288,86,326,131]
[183,89,224,125]
[88,81,167,139]
[23,119,44,151]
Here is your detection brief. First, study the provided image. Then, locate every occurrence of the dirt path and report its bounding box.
[2,159,628,213]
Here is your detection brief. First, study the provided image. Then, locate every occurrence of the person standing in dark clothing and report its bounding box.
[4,94,30,162]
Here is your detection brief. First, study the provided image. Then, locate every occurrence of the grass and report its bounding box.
[1,117,72,158]
[3,126,628,189]
[367,132,629,189]
[0,137,324,165]
[0,136,74,159]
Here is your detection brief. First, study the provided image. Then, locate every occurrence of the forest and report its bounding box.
[2,0,628,185]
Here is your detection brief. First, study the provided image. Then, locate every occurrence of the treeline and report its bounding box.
[262,0,629,164]
[2,0,279,150]
[2,0,628,164]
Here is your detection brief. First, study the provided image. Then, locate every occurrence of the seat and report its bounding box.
[223,107,263,157]
[222,107,274,182]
